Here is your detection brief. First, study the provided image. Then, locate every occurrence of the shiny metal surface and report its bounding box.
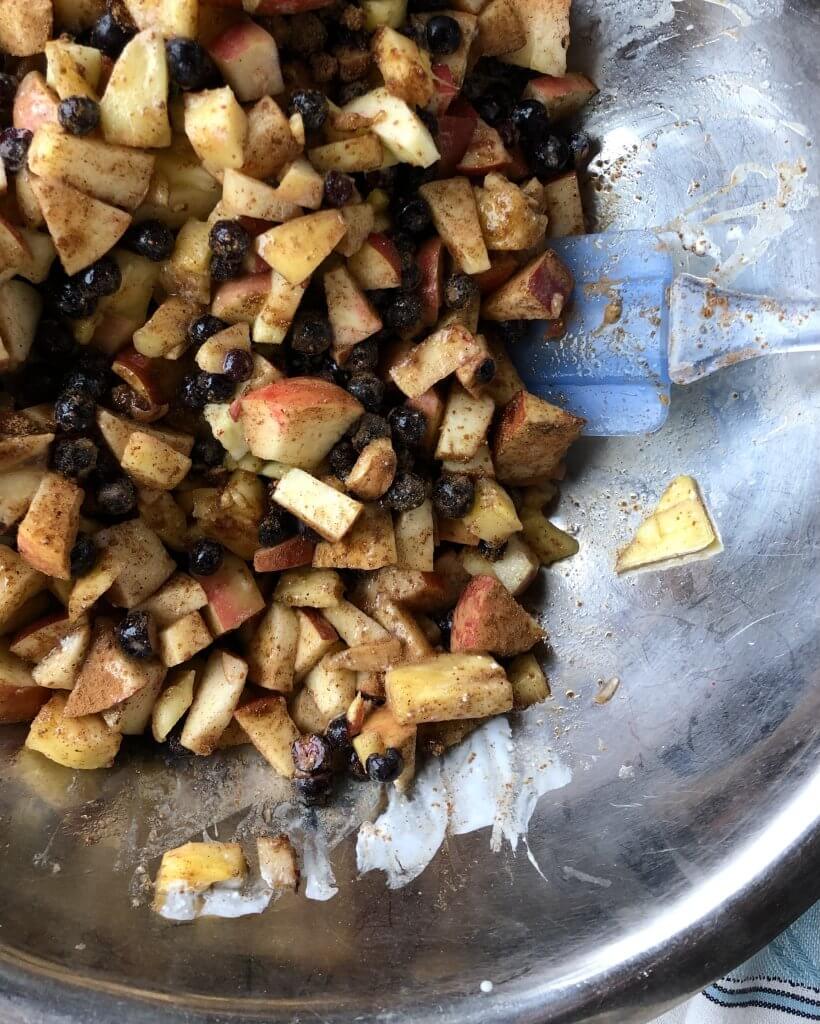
[1,1,819,1022]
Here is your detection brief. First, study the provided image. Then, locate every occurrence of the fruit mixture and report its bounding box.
[0,0,599,823]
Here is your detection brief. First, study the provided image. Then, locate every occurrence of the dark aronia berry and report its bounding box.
[444,272,478,310]
[198,372,234,403]
[432,472,475,518]
[70,533,97,578]
[474,357,496,384]
[426,14,461,55]
[54,278,96,319]
[478,539,506,561]
[189,538,223,577]
[188,314,228,346]
[346,372,384,412]
[35,319,75,359]
[191,436,224,468]
[209,255,243,281]
[54,389,95,433]
[510,99,550,139]
[96,476,137,517]
[395,196,431,235]
[351,413,390,452]
[288,90,328,133]
[328,440,357,479]
[381,471,426,512]
[344,338,378,373]
[91,11,135,58]
[291,313,332,355]
[531,134,571,176]
[326,715,351,751]
[291,734,333,775]
[294,773,333,805]
[180,374,207,411]
[323,169,355,207]
[124,220,174,262]
[53,437,98,479]
[385,291,422,329]
[0,128,32,173]
[366,747,404,783]
[258,508,293,547]
[388,406,426,448]
[209,219,250,261]
[165,37,218,91]
[223,348,254,382]
[81,256,122,298]
[117,611,156,660]
[568,130,593,169]
[57,96,100,136]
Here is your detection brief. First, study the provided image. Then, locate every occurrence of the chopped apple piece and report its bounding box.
[0,641,37,689]
[198,553,265,636]
[26,693,121,769]
[394,499,435,572]
[241,377,363,467]
[451,574,542,655]
[102,673,164,734]
[352,704,416,790]
[520,512,578,565]
[247,602,298,691]
[321,599,389,646]
[133,297,202,359]
[151,667,196,742]
[160,218,212,303]
[303,655,356,720]
[122,0,197,35]
[45,39,101,99]
[0,468,46,531]
[31,620,91,690]
[13,71,59,133]
[419,177,490,275]
[253,270,306,344]
[0,681,49,724]
[153,841,246,913]
[0,0,52,56]
[493,390,583,485]
[256,209,347,285]
[461,534,539,596]
[336,203,375,257]
[345,438,396,501]
[293,608,340,681]
[434,381,495,462]
[324,265,382,352]
[65,618,166,717]
[482,250,573,321]
[208,19,283,101]
[308,134,384,173]
[442,440,494,478]
[455,118,511,177]
[328,638,401,672]
[211,271,271,325]
[312,503,396,569]
[475,172,548,250]
[372,27,434,106]
[275,158,323,210]
[523,71,599,121]
[411,11,477,88]
[390,324,483,399]
[273,468,362,542]
[0,433,53,473]
[385,652,512,724]
[507,652,549,708]
[100,30,171,148]
[196,324,249,375]
[97,409,193,463]
[17,473,83,580]
[543,171,585,237]
[121,431,193,491]
[274,568,343,608]
[254,536,316,572]
[477,0,526,56]
[347,232,402,290]
[616,476,720,573]
[95,519,176,608]
[257,835,299,892]
[30,176,131,276]
[222,169,300,222]
[158,611,212,667]
[416,235,445,326]
[234,694,299,777]
[344,87,440,168]
[181,649,248,755]
[462,476,522,544]
[184,86,248,177]
[501,0,569,75]
[137,573,207,628]
[67,555,119,622]
[241,97,299,180]
[485,338,524,406]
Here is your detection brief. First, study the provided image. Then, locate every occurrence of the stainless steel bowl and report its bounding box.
[1,2,818,1022]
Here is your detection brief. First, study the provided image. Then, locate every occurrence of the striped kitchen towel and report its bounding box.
[654,903,820,1022]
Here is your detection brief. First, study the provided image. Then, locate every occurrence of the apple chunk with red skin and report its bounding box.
[347,232,402,290]
[415,236,445,326]
[324,265,382,351]
[455,118,511,176]
[13,71,59,132]
[482,250,574,321]
[254,536,316,573]
[241,377,363,468]
[198,552,265,637]
[493,389,584,485]
[523,72,599,121]
[451,575,544,657]
[208,19,283,102]
[17,473,83,580]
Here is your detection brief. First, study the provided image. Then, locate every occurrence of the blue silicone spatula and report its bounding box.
[512,229,820,436]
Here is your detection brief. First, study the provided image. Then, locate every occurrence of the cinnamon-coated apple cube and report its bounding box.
[476,0,525,55]
[312,503,396,569]
[136,573,207,628]
[275,158,323,210]
[10,611,78,662]
[415,235,445,326]
[321,599,390,646]
[390,324,484,399]
[181,649,247,755]
[160,219,212,303]
[483,338,524,406]
[100,30,171,148]
[102,673,164,734]
[347,232,402,290]
[222,169,300,223]
[241,377,363,467]
[455,119,511,177]
[26,692,121,769]
[65,618,166,717]
[67,555,119,622]
[0,681,49,724]
[133,297,202,359]
[0,435,52,475]
[0,279,43,370]
[246,601,297,691]
[324,265,382,351]
[344,87,440,167]
[121,431,193,491]
[153,841,246,914]
[241,97,300,180]
[293,608,341,681]
[385,652,511,724]
[543,171,585,237]
[0,219,30,283]
[451,574,543,656]
[256,210,347,285]
[30,619,91,690]
[372,26,434,107]
[208,19,283,101]
[273,568,344,608]
[308,134,384,173]
[44,39,100,99]
[234,695,299,777]
[253,270,306,344]
[0,0,52,56]
[9,229,57,286]
[198,552,265,637]
[336,203,375,257]
[158,611,213,667]
[0,641,37,692]
[507,652,549,708]
[211,270,271,325]
[523,71,598,120]
[274,468,363,542]
[345,438,397,501]
[328,638,402,672]
[303,654,356,721]
[17,473,83,581]
[475,172,548,250]
[461,477,522,545]
[257,836,299,892]
[500,0,569,74]
[521,512,578,565]
[184,86,248,177]
[493,389,583,484]
[94,518,176,608]
[30,177,131,276]
[482,250,573,321]
[434,381,495,462]
[151,667,196,742]
[419,177,490,274]
[0,469,45,531]
[122,0,197,36]
[394,499,435,572]
[97,409,193,463]
[12,71,59,133]
[461,532,539,595]
[370,598,433,661]
[254,536,316,573]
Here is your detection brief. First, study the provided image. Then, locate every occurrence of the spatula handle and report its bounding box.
[667,274,820,385]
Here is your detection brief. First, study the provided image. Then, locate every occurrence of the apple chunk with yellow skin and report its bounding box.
[493,389,584,485]
[181,649,248,755]
[184,87,248,178]
[419,177,490,275]
[208,19,283,101]
[451,574,543,656]
[17,474,83,580]
[26,693,121,769]
[482,250,573,321]
[385,652,512,725]
[241,377,363,467]
[100,30,171,148]
[234,695,300,778]
[255,210,347,285]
